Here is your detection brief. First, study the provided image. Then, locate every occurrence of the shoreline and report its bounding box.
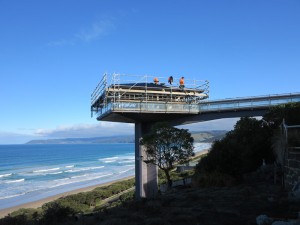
[0,148,209,219]
[0,176,134,219]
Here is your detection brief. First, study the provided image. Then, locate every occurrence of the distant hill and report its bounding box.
[26,136,135,144]
[191,130,228,142]
[25,130,228,144]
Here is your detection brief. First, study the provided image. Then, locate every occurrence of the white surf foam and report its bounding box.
[0,173,12,178]
[4,178,25,184]
[48,171,63,175]
[98,156,119,163]
[65,165,75,168]
[33,168,60,173]
[49,173,113,188]
[118,159,135,164]
[0,193,26,200]
[118,168,134,174]
[65,166,104,173]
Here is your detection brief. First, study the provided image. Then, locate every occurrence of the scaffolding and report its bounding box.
[91,73,209,118]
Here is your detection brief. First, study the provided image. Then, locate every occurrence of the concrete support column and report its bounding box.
[135,122,158,199]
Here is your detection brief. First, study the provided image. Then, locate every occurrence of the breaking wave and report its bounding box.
[0,173,12,178]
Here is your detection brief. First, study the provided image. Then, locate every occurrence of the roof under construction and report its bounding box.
[91,73,209,123]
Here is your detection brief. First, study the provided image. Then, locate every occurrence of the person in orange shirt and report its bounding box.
[153,77,159,85]
[179,77,185,88]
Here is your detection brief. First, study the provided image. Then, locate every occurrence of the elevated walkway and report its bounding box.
[174,93,300,125]
[200,93,300,112]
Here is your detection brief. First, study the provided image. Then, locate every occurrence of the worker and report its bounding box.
[168,76,173,85]
[153,77,159,85]
[179,77,185,89]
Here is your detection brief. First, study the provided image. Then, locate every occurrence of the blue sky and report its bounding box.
[0,0,299,144]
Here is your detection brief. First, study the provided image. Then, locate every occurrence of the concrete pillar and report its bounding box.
[135,122,158,199]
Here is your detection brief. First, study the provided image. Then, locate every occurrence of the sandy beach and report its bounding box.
[0,176,134,219]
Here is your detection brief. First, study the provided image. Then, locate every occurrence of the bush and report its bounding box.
[158,169,194,185]
[41,202,75,225]
[0,208,42,225]
[10,208,41,222]
[195,117,275,182]
[119,190,135,203]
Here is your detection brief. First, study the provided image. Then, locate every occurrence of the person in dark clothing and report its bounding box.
[168,76,173,85]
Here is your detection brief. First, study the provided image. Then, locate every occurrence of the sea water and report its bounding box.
[0,143,211,209]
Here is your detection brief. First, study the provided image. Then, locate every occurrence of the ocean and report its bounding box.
[0,143,211,210]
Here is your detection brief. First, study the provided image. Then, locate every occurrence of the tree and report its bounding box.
[263,102,300,128]
[141,122,194,188]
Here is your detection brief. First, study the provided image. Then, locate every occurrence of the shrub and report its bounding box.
[195,117,275,181]
[43,198,89,214]
[0,214,29,225]
[9,208,41,222]
[41,202,75,225]
[119,190,135,203]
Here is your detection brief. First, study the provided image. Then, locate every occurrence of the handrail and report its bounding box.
[201,92,300,103]
[199,93,300,112]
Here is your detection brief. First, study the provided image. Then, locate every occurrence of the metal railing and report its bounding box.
[112,102,199,113]
[199,93,300,112]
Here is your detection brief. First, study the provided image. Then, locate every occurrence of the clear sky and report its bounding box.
[0,0,299,144]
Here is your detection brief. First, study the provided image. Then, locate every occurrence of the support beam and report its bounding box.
[170,109,268,126]
[135,123,158,199]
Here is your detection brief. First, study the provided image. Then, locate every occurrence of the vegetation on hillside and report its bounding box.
[194,117,274,183]
[194,102,300,186]
[2,180,296,225]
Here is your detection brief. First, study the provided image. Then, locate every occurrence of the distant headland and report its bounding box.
[25,130,227,144]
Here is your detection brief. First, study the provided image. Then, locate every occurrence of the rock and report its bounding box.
[256,214,273,225]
